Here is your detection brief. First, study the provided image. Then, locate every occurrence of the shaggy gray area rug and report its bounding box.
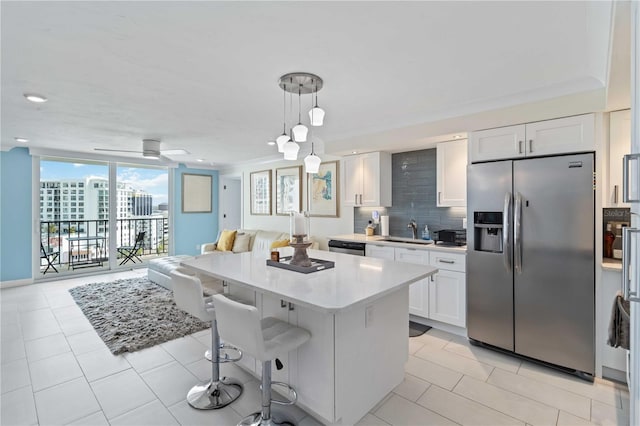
[69,277,211,355]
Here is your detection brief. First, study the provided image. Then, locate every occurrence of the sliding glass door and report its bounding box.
[37,157,169,277]
[39,158,110,275]
[114,164,169,267]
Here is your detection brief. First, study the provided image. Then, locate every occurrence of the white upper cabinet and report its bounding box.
[470,124,526,162]
[469,114,595,163]
[608,110,631,207]
[437,139,468,207]
[524,114,595,157]
[342,152,392,207]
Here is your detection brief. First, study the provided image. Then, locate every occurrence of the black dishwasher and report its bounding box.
[328,240,366,256]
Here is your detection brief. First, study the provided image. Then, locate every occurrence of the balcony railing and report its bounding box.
[40,218,169,273]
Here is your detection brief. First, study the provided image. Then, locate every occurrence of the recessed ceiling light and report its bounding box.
[196,158,204,162]
[15,137,29,143]
[453,135,463,139]
[267,141,276,146]
[24,93,48,103]
[352,151,358,154]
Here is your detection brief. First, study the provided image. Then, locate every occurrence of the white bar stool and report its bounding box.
[211,294,311,426]
[171,268,243,409]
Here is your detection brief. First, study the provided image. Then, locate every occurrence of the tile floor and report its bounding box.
[0,269,631,426]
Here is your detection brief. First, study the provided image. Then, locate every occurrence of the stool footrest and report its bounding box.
[269,381,297,406]
[205,344,242,363]
[219,344,242,363]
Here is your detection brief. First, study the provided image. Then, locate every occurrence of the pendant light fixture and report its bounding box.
[292,87,308,142]
[275,72,324,161]
[304,93,321,173]
[283,137,300,160]
[304,142,321,173]
[276,83,290,153]
[308,86,325,126]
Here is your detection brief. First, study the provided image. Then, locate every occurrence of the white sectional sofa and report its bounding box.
[148,229,292,290]
[200,229,291,258]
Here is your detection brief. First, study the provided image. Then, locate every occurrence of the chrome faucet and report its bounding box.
[408,219,417,239]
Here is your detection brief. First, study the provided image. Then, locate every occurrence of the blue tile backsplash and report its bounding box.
[354,148,466,237]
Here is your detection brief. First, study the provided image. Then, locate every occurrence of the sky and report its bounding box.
[40,160,169,205]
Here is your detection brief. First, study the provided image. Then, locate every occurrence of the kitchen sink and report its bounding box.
[381,237,434,245]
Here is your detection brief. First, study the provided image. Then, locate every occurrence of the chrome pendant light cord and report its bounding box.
[282,83,287,134]
[298,87,302,125]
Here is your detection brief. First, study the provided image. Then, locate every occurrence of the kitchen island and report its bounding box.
[181,249,437,425]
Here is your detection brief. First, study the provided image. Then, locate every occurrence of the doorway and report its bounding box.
[220,176,241,231]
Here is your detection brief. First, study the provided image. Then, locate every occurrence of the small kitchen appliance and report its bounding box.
[433,229,466,246]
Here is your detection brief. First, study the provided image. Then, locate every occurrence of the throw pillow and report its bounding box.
[270,239,290,249]
[216,229,237,252]
[232,233,251,253]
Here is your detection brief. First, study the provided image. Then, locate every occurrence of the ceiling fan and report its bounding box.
[94,139,189,160]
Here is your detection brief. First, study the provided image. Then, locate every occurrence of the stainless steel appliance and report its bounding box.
[467,153,595,376]
[328,240,366,256]
[433,229,466,246]
[610,220,629,259]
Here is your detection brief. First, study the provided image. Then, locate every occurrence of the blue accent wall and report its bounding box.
[173,165,219,255]
[1,148,33,281]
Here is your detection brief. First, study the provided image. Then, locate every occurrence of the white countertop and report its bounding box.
[181,248,438,313]
[330,233,467,253]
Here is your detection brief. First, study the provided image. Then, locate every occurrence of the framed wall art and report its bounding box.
[182,173,212,213]
[275,166,302,215]
[307,160,339,217]
[250,169,272,215]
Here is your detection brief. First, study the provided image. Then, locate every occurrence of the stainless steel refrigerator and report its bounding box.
[467,153,595,376]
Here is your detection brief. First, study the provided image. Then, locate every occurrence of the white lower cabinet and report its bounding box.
[428,269,466,327]
[365,244,395,259]
[395,248,430,318]
[428,251,466,328]
[363,243,467,328]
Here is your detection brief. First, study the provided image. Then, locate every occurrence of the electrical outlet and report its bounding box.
[196,244,201,250]
[462,218,467,229]
[365,305,374,328]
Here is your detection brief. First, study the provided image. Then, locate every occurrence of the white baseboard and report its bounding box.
[0,278,35,289]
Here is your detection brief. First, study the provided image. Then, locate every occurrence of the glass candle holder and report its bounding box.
[289,211,310,243]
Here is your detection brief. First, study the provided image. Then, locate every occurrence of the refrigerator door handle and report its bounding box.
[503,192,512,272]
[622,227,640,302]
[623,153,640,203]
[514,192,523,274]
